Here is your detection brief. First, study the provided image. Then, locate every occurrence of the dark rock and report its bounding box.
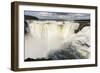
[24,58,35,61]
[24,15,38,20]
[24,57,53,62]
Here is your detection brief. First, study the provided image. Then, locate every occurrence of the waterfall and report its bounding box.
[25,20,80,59]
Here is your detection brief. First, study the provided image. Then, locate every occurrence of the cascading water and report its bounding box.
[25,20,90,60]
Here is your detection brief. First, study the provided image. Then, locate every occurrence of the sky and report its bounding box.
[24,10,90,20]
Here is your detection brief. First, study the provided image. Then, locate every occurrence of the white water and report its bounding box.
[25,20,89,59]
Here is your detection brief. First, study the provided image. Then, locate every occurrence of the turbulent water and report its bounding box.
[25,20,90,60]
[48,26,90,59]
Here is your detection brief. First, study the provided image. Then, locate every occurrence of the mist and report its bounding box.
[25,20,90,60]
